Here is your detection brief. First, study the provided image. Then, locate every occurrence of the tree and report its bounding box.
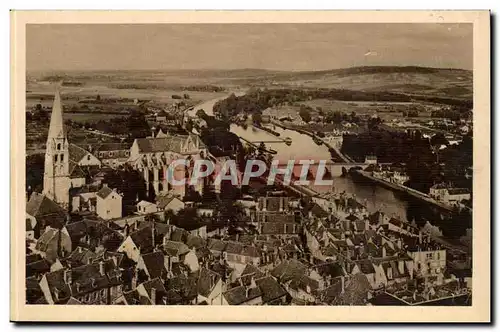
[299,108,311,123]
[430,133,448,164]
[196,109,207,119]
[252,113,262,124]
[126,110,150,140]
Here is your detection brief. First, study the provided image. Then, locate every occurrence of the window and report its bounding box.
[60,154,64,162]
[57,143,61,150]
[54,155,58,162]
[426,253,434,260]
[87,155,91,161]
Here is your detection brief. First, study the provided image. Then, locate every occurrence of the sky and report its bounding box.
[26,23,473,72]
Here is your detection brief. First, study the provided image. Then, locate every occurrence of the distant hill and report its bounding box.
[229,66,473,99]
[28,65,472,99]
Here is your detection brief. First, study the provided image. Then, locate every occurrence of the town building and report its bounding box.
[96,184,123,220]
[127,131,208,199]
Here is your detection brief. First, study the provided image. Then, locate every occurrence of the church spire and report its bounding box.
[47,85,66,140]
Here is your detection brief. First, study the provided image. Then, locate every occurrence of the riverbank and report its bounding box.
[269,120,351,163]
[352,170,455,212]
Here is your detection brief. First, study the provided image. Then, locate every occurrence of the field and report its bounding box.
[26,65,472,152]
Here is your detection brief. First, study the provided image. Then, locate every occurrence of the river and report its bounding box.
[190,93,442,223]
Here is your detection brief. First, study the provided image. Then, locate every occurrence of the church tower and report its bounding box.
[43,86,70,208]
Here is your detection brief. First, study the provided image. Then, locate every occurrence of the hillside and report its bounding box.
[27,66,473,100]
[231,66,473,99]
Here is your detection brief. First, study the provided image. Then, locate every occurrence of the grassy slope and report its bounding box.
[27,65,473,100]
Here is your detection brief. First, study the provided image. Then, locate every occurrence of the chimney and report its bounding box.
[131,269,138,289]
[245,286,251,299]
[382,245,387,258]
[151,287,157,305]
[57,229,63,258]
[341,276,345,294]
[151,224,156,248]
[63,269,72,285]
[99,261,105,276]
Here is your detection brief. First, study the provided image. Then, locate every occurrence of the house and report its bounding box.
[196,268,224,305]
[155,110,168,123]
[38,259,123,304]
[219,284,262,305]
[69,143,102,168]
[206,239,262,270]
[429,184,471,205]
[319,274,372,305]
[429,183,448,201]
[64,219,124,253]
[26,215,37,240]
[254,276,288,305]
[71,191,97,213]
[364,155,378,165]
[26,193,68,238]
[156,195,184,213]
[117,226,157,263]
[136,278,168,305]
[445,188,471,205]
[34,227,72,263]
[136,200,158,215]
[92,143,131,169]
[136,251,166,280]
[113,289,152,305]
[408,245,446,282]
[96,185,123,220]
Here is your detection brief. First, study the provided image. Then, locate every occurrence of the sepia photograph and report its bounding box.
[10,10,490,322]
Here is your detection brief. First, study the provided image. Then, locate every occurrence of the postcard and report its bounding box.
[11,10,490,322]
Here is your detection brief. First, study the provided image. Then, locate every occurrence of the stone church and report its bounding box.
[42,87,101,210]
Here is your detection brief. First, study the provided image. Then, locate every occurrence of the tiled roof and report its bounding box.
[44,259,121,303]
[356,259,376,274]
[156,195,183,210]
[26,258,51,278]
[35,228,59,252]
[313,262,346,279]
[241,264,265,279]
[163,240,190,257]
[129,226,155,254]
[96,186,114,199]
[139,278,167,304]
[26,193,67,227]
[140,252,165,279]
[122,289,152,305]
[135,136,186,154]
[447,188,470,195]
[69,143,91,164]
[93,142,131,152]
[223,285,261,305]
[254,276,287,303]
[271,259,308,283]
[197,268,221,298]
